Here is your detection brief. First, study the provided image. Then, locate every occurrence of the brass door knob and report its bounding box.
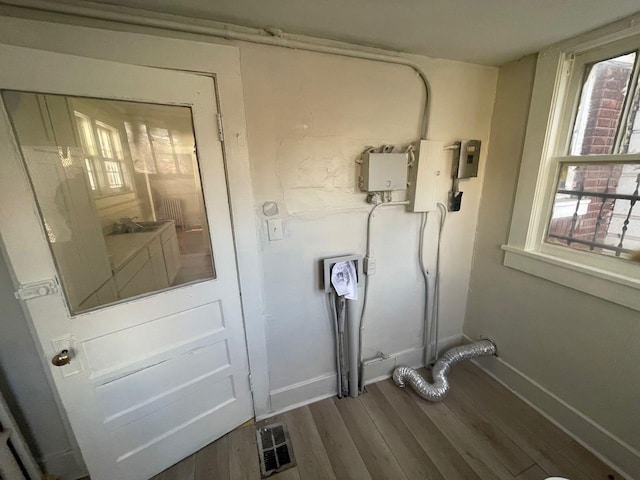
[52,349,71,367]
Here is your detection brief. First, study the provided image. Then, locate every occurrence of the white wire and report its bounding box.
[358,200,409,390]
[357,199,445,386]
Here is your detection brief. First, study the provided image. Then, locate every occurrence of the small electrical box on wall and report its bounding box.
[406,140,447,212]
[448,139,481,212]
[456,139,481,179]
[359,152,408,192]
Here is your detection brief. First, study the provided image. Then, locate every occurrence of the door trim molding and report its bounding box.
[0,13,272,417]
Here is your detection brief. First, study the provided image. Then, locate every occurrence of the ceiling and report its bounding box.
[79,0,640,65]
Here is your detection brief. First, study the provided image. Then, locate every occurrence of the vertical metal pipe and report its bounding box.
[346,298,359,398]
[336,296,349,397]
[327,292,343,398]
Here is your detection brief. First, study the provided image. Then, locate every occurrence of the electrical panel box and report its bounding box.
[457,139,481,179]
[407,140,447,212]
[360,152,408,192]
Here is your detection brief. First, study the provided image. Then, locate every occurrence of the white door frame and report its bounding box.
[0,12,271,422]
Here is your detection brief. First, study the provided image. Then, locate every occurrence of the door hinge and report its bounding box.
[15,279,59,301]
[216,113,225,142]
[248,373,254,392]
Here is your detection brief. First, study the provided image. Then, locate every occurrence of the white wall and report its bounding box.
[239,42,498,407]
[0,253,86,478]
[464,55,640,477]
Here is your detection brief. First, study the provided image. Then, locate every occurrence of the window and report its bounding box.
[547,163,640,258]
[74,112,130,194]
[546,51,640,260]
[84,157,97,190]
[504,19,640,311]
[125,121,196,176]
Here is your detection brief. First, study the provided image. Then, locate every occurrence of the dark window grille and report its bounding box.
[548,172,640,256]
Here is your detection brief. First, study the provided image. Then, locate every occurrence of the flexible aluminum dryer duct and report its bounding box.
[393,339,496,402]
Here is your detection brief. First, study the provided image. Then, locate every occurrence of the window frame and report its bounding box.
[503,15,640,312]
[74,111,131,196]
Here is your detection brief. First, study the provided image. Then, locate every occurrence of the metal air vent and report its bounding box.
[256,422,296,477]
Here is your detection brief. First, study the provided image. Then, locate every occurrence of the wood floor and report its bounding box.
[151,362,624,480]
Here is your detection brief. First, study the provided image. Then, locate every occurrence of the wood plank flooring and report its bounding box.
[150,362,625,480]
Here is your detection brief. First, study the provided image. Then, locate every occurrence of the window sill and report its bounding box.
[502,245,640,312]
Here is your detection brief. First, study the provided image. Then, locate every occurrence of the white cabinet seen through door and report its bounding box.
[0,44,253,480]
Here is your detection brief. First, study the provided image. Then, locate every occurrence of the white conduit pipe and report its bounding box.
[417,212,430,365]
[393,339,496,402]
[358,201,409,391]
[3,0,431,139]
[429,203,447,362]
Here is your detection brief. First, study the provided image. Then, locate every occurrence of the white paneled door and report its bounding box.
[0,45,253,480]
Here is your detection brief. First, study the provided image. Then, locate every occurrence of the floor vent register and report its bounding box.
[256,422,296,477]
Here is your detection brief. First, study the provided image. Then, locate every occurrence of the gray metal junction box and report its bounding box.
[360,152,408,192]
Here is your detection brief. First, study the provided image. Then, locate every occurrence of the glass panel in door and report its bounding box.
[1,91,216,314]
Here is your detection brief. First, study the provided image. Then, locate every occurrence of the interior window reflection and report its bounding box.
[2,91,216,314]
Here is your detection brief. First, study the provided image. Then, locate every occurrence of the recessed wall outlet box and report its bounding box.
[407,140,447,212]
[457,139,481,179]
[360,152,408,192]
[322,254,363,293]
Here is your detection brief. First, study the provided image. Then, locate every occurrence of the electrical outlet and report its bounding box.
[364,256,376,275]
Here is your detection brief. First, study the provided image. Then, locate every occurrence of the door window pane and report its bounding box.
[1,90,216,314]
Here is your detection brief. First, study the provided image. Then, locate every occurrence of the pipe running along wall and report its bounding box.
[393,339,496,401]
[4,0,431,139]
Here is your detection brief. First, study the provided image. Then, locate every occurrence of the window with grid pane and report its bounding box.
[74,112,130,194]
[503,19,640,312]
[546,50,640,261]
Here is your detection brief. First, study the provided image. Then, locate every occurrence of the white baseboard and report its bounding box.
[462,335,640,479]
[260,335,463,421]
[259,373,338,421]
[362,334,462,385]
[40,449,88,480]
